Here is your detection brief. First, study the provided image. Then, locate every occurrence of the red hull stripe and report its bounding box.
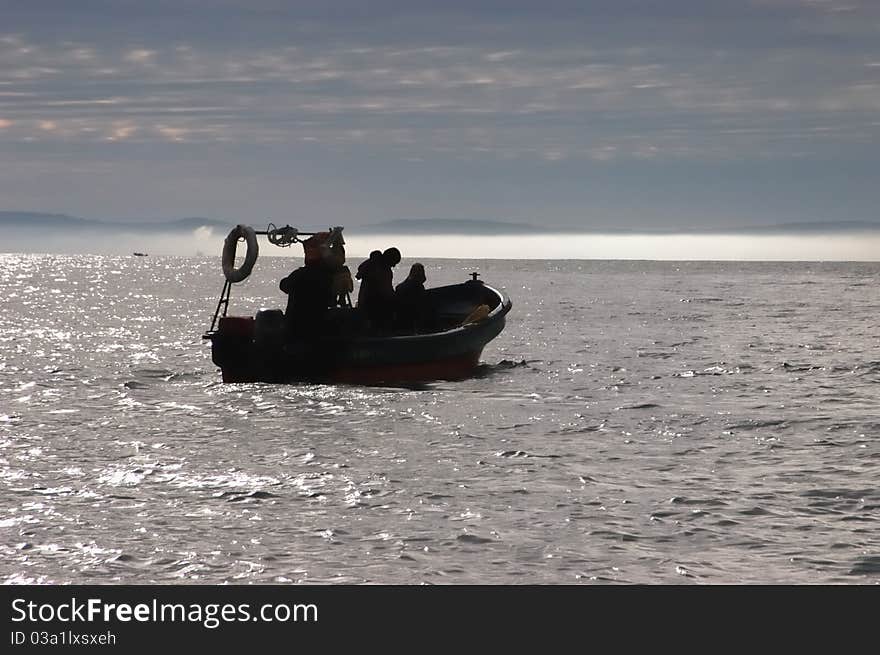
[220,351,481,384]
[329,351,481,384]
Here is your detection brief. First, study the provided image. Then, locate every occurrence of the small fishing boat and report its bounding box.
[203,224,512,384]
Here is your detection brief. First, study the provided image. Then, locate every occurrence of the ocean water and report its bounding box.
[1,254,878,584]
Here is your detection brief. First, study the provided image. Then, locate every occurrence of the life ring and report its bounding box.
[222,224,259,283]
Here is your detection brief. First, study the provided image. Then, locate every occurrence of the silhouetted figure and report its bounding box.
[394,263,427,332]
[356,247,401,331]
[355,250,382,309]
[331,266,354,307]
[280,263,332,337]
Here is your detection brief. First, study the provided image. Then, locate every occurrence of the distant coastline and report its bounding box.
[2,211,880,237]
[0,211,230,233]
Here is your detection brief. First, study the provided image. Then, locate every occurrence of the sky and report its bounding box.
[1,0,879,245]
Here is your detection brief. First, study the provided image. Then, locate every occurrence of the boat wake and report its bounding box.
[472,359,532,378]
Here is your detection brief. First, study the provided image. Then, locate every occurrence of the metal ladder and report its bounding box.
[208,280,232,334]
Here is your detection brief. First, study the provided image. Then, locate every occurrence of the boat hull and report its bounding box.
[209,281,511,384]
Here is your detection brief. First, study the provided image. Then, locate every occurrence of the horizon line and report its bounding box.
[3,250,880,264]
[3,211,880,237]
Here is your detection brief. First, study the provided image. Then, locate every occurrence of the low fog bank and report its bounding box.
[6,226,880,261]
[3,226,222,257]
[374,233,880,261]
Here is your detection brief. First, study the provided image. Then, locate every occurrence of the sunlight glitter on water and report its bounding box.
[0,255,878,583]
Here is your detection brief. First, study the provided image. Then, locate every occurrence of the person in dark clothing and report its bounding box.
[394,262,426,332]
[356,247,401,331]
[280,263,332,336]
[355,250,382,309]
[373,247,400,303]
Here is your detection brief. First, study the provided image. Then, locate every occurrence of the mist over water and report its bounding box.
[362,233,880,262]
[7,226,880,261]
[1,254,879,583]
[4,226,221,257]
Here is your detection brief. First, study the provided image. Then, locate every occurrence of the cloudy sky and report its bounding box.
[1,0,879,233]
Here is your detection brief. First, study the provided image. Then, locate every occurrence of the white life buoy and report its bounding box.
[222,225,259,283]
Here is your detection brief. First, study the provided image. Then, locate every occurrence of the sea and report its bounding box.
[1,254,878,584]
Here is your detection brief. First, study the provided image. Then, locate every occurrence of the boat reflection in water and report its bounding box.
[203,224,512,384]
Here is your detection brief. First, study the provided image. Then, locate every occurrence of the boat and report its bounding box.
[203,224,512,384]
[133,252,148,257]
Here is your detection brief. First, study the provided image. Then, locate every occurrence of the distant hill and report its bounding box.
[2,212,880,236]
[360,219,541,234]
[0,211,102,228]
[158,217,230,230]
[0,214,547,235]
[593,221,880,236]
[358,218,880,235]
[0,212,229,232]
[706,221,880,235]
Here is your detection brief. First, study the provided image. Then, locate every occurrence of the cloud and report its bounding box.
[155,125,187,142]
[107,121,137,140]
[752,0,866,12]
[0,4,877,163]
[0,2,878,233]
[123,48,157,64]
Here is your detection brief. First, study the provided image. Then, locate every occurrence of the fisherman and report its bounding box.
[331,266,354,307]
[356,247,401,331]
[279,260,332,337]
[355,250,383,309]
[394,262,427,332]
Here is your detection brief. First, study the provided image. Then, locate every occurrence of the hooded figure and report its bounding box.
[280,261,332,336]
[355,250,383,309]
[356,247,400,330]
[394,263,427,332]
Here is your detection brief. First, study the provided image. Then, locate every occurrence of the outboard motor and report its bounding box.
[254,309,285,346]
